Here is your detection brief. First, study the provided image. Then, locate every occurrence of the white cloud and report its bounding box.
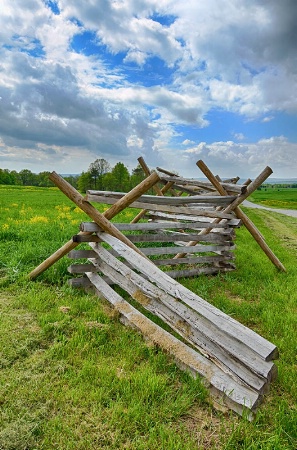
[0,0,296,176]
[181,136,297,178]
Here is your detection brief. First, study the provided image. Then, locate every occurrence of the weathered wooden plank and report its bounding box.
[86,191,236,205]
[153,254,235,266]
[85,271,261,416]
[144,211,241,226]
[126,233,232,244]
[156,174,246,194]
[72,235,101,243]
[88,243,275,388]
[133,244,235,256]
[79,220,234,232]
[68,249,97,259]
[68,263,98,274]
[68,277,92,288]
[163,266,235,278]
[85,196,236,219]
[96,233,278,362]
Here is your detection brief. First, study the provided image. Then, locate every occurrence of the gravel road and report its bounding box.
[243,200,297,218]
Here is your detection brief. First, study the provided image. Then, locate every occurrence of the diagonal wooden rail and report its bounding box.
[196,160,286,272]
[130,157,175,223]
[174,164,277,260]
[29,170,160,279]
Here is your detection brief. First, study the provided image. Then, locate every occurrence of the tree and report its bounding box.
[0,169,14,185]
[38,171,54,187]
[77,171,93,193]
[130,163,145,188]
[64,175,79,189]
[105,162,130,192]
[88,158,110,189]
[19,169,37,186]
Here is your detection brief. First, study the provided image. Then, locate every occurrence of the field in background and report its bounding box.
[250,186,297,210]
[0,184,297,449]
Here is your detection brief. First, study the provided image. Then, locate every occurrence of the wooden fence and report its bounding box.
[28,159,283,417]
[67,230,278,419]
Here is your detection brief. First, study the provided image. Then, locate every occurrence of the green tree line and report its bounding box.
[0,159,146,192]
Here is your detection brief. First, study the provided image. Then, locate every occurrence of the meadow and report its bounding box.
[0,184,296,449]
[249,186,297,210]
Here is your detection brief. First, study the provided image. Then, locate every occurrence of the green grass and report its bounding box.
[250,186,297,209]
[0,185,297,449]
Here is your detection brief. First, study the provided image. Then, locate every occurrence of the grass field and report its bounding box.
[0,184,297,449]
[250,186,297,210]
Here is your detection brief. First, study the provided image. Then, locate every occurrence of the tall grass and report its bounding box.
[0,185,296,449]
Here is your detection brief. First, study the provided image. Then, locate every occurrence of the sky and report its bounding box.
[0,0,297,179]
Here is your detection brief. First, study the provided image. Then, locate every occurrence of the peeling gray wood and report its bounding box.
[96,232,278,362]
[89,242,276,385]
[86,191,236,205]
[85,271,261,416]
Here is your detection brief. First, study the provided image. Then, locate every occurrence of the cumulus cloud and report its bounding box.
[0,0,296,176]
[181,136,297,178]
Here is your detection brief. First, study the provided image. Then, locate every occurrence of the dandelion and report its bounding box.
[29,216,49,224]
[2,224,9,230]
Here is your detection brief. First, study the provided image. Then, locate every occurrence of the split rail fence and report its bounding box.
[28,159,283,417]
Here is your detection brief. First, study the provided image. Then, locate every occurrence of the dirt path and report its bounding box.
[243,200,297,218]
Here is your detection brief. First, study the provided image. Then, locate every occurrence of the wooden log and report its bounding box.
[130,180,175,223]
[84,197,236,219]
[68,249,97,259]
[174,164,275,259]
[125,232,232,244]
[86,191,236,206]
[124,244,235,256]
[96,233,279,362]
[89,241,275,388]
[196,160,286,272]
[68,277,92,288]
[72,235,101,243]
[68,263,98,274]
[28,171,160,279]
[138,156,163,196]
[130,157,175,223]
[154,255,235,267]
[79,221,235,232]
[162,266,235,279]
[144,211,241,227]
[156,170,246,193]
[86,271,260,417]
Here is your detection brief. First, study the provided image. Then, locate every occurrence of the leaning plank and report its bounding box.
[97,232,278,362]
[86,271,261,417]
[88,242,276,388]
[28,171,160,279]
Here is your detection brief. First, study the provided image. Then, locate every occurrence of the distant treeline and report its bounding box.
[259,183,297,189]
[0,158,147,192]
